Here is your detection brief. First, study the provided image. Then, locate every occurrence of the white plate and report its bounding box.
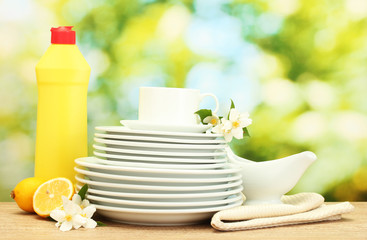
[94,137,226,150]
[75,157,240,178]
[93,151,227,164]
[95,133,226,145]
[75,175,243,193]
[75,166,242,184]
[84,158,227,170]
[95,126,223,140]
[120,120,211,133]
[87,193,242,208]
[75,184,243,201]
[93,144,226,157]
[93,200,243,225]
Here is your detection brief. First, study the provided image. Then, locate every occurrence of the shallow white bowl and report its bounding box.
[95,126,223,141]
[75,157,240,178]
[75,174,243,194]
[93,151,227,164]
[93,199,243,226]
[87,193,242,208]
[75,184,243,202]
[95,133,226,145]
[75,166,241,185]
[89,157,227,170]
[93,144,226,157]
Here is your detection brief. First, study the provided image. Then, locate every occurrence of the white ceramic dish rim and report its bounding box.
[93,199,243,214]
[75,157,240,175]
[95,126,223,138]
[93,151,227,163]
[94,137,227,150]
[95,133,227,144]
[75,184,243,199]
[88,157,227,169]
[75,175,243,192]
[87,193,242,207]
[74,166,242,183]
[93,144,226,157]
[120,120,211,133]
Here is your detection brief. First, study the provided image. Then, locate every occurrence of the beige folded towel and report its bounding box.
[211,192,354,231]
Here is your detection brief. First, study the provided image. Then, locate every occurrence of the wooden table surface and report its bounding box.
[0,202,366,240]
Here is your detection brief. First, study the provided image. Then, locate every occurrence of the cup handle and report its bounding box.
[200,93,219,114]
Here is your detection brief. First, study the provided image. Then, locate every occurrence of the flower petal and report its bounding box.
[224,131,234,142]
[63,196,82,215]
[229,109,240,122]
[72,194,82,206]
[81,199,90,208]
[232,127,244,139]
[83,205,96,218]
[72,214,86,229]
[50,209,66,222]
[60,221,73,232]
[83,218,97,229]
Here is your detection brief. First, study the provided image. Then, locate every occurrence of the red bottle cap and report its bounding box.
[50,26,76,44]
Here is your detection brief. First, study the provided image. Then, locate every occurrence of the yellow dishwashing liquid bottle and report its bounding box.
[35,26,90,181]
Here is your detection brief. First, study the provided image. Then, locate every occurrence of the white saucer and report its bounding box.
[75,184,243,201]
[95,126,222,140]
[93,144,226,157]
[94,137,226,150]
[93,151,227,164]
[93,199,243,225]
[74,166,242,184]
[84,157,227,170]
[95,133,226,144]
[87,193,242,208]
[120,120,211,133]
[75,175,243,193]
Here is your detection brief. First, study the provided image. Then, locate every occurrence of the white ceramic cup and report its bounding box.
[138,87,219,125]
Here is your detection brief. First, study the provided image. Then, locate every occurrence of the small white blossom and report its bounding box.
[212,109,252,142]
[50,194,97,231]
[203,114,220,126]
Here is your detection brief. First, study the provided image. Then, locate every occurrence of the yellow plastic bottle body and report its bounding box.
[35,44,90,181]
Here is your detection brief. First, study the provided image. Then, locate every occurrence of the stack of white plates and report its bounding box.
[75,126,243,225]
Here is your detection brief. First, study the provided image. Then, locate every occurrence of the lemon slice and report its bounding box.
[33,177,74,217]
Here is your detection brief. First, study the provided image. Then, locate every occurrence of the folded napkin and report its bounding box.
[211,192,354,231]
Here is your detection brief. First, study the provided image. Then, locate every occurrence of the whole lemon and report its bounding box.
[11,177,46,213]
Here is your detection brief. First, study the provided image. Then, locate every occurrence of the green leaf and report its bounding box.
[47,216,56,222]
[243,127,251,137]
[97,221,107,226]
[194,109,212,124]
[78,184,88,200]
[227,99,235,119]
[230,99,235,109]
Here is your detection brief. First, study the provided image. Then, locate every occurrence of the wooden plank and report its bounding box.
[0,202,366,240]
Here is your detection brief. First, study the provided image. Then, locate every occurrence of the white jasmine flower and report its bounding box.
[213,109,252,142]
[50,196,84,232]
[80,205,97,229]
[50,194,98,231]
[203,114,220,126]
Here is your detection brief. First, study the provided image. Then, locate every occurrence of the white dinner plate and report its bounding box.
[93,199,243,225]
[75,157,240,178]
[93,151,227,164]
[82,158,227,170]
[74,166,242,184]
[95,126,223,140]
[120,120,211,133]
[94,137,226,150]
[75,184,243,202]
[93,144,226,157]
[87,193,242,208]
[75,175,243,193]
[95,133,226,145]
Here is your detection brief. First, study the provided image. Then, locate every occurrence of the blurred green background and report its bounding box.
[1,0,367,201]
